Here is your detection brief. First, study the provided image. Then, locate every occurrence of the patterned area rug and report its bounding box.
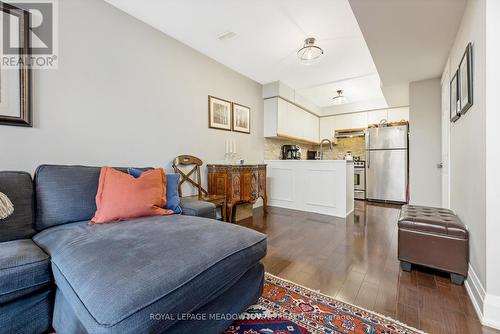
[226,273,425,334]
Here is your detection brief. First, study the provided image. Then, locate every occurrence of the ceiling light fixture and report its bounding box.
[218,31,237,41]
[332,90,347,105]
[297,37,323,65]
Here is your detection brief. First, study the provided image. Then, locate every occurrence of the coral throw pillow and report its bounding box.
[91,167,173,224]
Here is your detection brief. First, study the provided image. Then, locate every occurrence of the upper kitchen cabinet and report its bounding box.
[367,107,409,125]
[334,112,368,130]
[367,109,388,125]
[264,97,320,144]
[387,107,409,123]
[319,107,410,140]
[319,112,367,140]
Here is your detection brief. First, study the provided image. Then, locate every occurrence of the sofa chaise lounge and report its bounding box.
[0,165,267,334]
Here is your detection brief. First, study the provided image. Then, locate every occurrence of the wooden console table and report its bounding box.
[207,164,267,223]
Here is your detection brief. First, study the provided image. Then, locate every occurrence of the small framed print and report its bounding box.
[450,70,460,122]
[458,42,473,115]
[208,96,232,131]
[232,103,250,134]
[0,3,32,127]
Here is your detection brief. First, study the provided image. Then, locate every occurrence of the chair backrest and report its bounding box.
[172,155,208,197]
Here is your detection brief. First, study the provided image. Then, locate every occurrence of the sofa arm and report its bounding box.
[180,198,218,220]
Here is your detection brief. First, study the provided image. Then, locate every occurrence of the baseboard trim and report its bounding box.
[483,294,500,329]
[465,265,500,330]
[464,265,485,319]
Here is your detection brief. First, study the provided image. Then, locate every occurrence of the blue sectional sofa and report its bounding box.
[0,165,267,334]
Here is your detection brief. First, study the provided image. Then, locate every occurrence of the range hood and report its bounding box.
[335,129,366,138]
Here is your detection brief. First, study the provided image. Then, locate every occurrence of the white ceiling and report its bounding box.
[297,73,386,108]
[104,0,386,113]
[349,0,467,106]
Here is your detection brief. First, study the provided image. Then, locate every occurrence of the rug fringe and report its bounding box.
[264,272,428,334]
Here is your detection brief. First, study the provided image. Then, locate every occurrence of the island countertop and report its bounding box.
[264,160,354,218]
[264,160,354,163]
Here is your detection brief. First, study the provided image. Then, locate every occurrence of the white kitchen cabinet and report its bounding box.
[320,116,336,140]
[367,109,388,125]
[265,160,354,218]
[303,111,320,142]
[387,107,409,122]
[264,97,319,144]
[333,112,368,130]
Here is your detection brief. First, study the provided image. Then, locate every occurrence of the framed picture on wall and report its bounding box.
[458,42,473,115]
[0,3,32,127]
[450,70,460,122]
[208,96,232,131]
[232,103,250,134]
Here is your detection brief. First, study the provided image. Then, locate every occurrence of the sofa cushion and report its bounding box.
[35,165,151,231]
[33,215,266,330]
[0,172,35,242]
[0,239,52,304]
[180,197,217,219]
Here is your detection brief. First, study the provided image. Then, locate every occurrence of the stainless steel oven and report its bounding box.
[354,161,366,200]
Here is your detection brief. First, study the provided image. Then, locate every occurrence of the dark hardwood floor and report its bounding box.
[240,200,499,334]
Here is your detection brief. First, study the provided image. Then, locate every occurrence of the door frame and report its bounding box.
[440,60,451,208]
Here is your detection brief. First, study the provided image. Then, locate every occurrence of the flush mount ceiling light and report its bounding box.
[218,31,237,41]
[332,90,347,105]
[297,37,323,65]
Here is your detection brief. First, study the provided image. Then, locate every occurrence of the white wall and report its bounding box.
[485,0,500,322]
[0,0,264,191]
[443,0,487,299]
[408,78,442,207]
[442,0,500,327]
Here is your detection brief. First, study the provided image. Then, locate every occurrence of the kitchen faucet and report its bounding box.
[319,139,333,160]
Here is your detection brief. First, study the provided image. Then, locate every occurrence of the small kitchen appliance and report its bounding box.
[281,145,301,160]
[307,150,319,160]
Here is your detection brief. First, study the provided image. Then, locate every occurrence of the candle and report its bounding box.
[233,139,237,154]
[225,140,229,155]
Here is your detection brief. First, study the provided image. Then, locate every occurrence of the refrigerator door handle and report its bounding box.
[367,130,370,168]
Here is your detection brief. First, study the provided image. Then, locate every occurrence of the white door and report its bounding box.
[441,62,451,208]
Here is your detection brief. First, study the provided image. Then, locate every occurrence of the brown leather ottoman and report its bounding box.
[398,205,469,285]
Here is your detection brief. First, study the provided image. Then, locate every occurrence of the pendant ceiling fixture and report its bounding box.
[332,90,347,105]
[297,37,323,65]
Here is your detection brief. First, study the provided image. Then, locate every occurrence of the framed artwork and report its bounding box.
[208,96,232,131]
[232,103,250,134]
[0,2,32,127]
[450,70,460,122]
[458,42,473,115]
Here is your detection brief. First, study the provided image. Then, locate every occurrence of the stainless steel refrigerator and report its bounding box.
[365,125,408,203]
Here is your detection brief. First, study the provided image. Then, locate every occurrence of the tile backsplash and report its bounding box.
[264,137,366,161]
[264,138,315,160]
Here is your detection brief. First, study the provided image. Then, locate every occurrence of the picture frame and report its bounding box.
[208,96,232,131]
[0,2,32,127]
[458,42,473,115]
[232,103,251,134]
[450,70,460,123]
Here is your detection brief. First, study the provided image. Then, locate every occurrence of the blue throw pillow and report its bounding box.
[127,168,182,214]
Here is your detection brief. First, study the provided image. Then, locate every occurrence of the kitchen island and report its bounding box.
[264,160,354,218]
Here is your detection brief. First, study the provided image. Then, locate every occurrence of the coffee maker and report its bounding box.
[281,145,301,160]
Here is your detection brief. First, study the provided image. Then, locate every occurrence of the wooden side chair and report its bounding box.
[173,155,227,222]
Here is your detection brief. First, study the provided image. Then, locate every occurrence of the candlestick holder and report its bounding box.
[224,153,237,164]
